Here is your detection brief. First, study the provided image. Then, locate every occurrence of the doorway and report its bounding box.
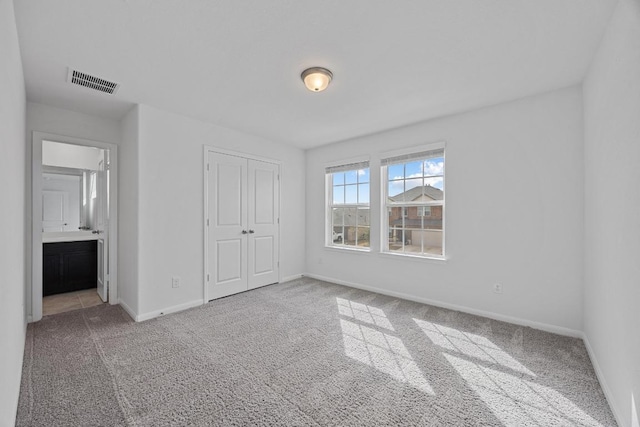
[31,132,118,322]
[204,148,280,301]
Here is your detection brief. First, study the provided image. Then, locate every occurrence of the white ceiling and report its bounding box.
[14,0,616,149]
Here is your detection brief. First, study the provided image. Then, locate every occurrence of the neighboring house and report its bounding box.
[388,185,443,250]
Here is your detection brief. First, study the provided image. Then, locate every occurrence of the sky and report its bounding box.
[332,158,444,204]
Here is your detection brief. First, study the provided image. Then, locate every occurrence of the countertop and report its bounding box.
[43,231,99,243]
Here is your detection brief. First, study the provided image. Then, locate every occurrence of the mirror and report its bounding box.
[41,141,105,233]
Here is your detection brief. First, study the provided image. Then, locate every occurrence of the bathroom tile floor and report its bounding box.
[42,289,104,316]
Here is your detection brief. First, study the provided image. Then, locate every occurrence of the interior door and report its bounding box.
[247,160,279,289]
[42,190,69,232]
[208,152,248,299]
[207,152,280,300]
[95,156,108,302]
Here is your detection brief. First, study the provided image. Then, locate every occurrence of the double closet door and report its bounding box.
[207,151,280,300]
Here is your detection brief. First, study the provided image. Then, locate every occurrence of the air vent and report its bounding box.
[67,68,120,95]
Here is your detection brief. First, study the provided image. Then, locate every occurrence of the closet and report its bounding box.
[206,151,280,300]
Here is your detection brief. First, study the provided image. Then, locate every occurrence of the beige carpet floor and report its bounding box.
[16,277,617,426]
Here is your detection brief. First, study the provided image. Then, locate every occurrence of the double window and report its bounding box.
[326,161,371,249]
[326,145,445,259]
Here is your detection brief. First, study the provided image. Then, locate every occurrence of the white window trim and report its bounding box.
[380,142,446,260]
[325,159,371,251]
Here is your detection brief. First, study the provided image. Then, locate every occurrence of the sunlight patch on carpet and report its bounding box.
[338,298,433,394]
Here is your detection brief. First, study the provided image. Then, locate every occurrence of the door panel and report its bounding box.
[208,152,248,299]
[247,160,279,289]
[217,163,243,226]
[216,239,243,283]
[253,236,274,275]
[253,169,275,224]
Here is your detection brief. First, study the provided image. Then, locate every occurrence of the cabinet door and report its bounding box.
[43,241,97,296]
[43,252,62,296]
[63,246,97,291]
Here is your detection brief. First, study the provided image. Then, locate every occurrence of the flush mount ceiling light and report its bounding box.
[301,67,333,92]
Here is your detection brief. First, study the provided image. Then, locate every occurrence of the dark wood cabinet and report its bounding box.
[43,241,97,296]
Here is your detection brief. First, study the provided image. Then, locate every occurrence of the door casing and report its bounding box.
[31,132,118,322]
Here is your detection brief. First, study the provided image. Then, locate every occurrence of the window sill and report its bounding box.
[378,251,447,263]
[324,245,371,254]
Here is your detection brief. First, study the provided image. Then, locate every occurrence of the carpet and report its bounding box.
[16,277,617,426]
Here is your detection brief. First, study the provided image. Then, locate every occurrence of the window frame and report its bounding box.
[325,159,371,251]
[380,143,445,260]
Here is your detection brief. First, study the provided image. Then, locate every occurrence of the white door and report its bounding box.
[247,160,279,289]
[207,152,279,300]
[42,190,69,232]
[96,156,109,302]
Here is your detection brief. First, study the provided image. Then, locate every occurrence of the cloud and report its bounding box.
[424,160,444,177]
[389,169,444,195]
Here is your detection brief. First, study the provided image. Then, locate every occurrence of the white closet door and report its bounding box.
[247,160,279,289]
[206,151,280,301]
[208,152,248,299]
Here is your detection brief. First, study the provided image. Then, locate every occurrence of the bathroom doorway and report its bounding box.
[31,132,118,322]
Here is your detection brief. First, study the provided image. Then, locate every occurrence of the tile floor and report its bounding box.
[42,289,104,316]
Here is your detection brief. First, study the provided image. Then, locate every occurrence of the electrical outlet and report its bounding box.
[172,276,180,288]
[493,283,503,294]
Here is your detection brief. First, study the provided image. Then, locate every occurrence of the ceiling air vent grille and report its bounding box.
[67,69,120,95]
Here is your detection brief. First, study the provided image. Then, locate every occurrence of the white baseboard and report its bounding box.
[136,299,204,322]
[303,273,583,338]
[581,333,624,427]
[281,274,303,283]
[117,299,137,321]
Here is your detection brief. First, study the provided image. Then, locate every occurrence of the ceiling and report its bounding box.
[14,0,616,149]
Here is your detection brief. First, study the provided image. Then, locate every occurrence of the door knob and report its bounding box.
[248,229,255,234]
[241,230,248,234]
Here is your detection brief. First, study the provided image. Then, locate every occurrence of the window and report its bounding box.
[326,161,370,249]
[383,147,444,257]
[417,206,431,217]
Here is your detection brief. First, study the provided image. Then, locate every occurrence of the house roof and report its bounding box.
[390,185,443,202]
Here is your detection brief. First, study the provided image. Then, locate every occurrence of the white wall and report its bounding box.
[27,102,121,145]
[42,140,102,171]
[26,102,121,318]
[118,106,140,316]
[306,86,585,334]
[583,0,640,424]
[0,1,27,425]
[135,104,306,317]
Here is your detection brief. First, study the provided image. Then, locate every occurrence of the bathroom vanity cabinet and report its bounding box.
[43,240,97,296]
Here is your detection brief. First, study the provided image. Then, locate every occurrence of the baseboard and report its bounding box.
[281,273,303,283]
[117,299,138,322]
[304,273,583,338]
[581,333,624,427]
[136,299,204,322]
